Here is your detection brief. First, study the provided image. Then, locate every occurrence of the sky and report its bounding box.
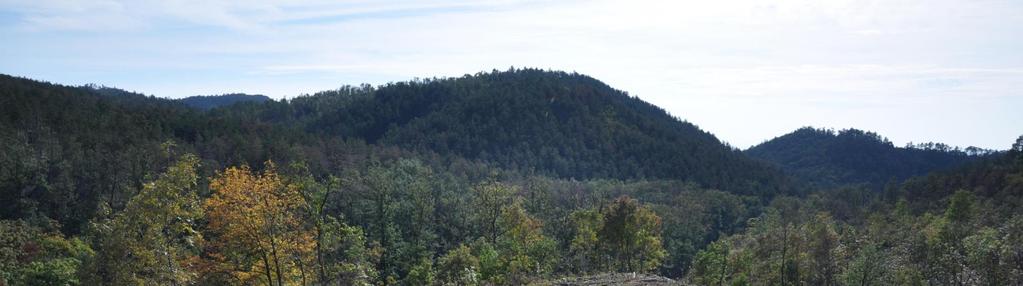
[1,0,1021,150]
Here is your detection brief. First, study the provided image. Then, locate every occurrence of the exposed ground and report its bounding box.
[536,273,685,286]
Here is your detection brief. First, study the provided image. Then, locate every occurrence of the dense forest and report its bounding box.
[689,142,1023,285]
[747,127,993,189]
[179,93,272,110]
[1,69,1021,285]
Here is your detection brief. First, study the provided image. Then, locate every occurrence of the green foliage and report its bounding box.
[0,220,35,283]
[13,258,80,286]
[472,240,501,283]
[747,127,988,190]
[689,240,730,286]
[962,228,1004,284]
[436,245,480,286]
[841,243,887,286]
[470,182,516,244]
[178,93,271,110]
[404,258,435,286]
[80,153,203,285]
[494,202,557,284]
[568,208,603,273]
[3,71,1022,285]
[344,159,441,284]
[944,190,975,223]
[318,220,378,286]
[2,69,791,232]
[688,149,1023,285]
[805,213,840,285]
[598,196,668,273]
[0,220,90,286]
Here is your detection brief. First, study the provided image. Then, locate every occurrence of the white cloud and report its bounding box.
[1,0,1021,149]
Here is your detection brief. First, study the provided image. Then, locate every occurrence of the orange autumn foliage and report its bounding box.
[204,162,315,286]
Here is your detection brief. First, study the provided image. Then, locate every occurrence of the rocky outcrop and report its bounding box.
[545,273,684,286]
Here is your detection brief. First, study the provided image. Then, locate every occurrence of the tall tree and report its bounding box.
[568,208,603,274]
[598,196,667,273]
[436,245,480,286]
[841,244,887,286]
[495,201,557,284]
[471,182,515,244]
[319,221,378,286]
[81,153,203,286]
[203,162,315,286]
[805,213,840,286]
[689,240,731,286]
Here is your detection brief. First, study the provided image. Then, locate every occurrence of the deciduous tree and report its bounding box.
[598,196,667,273]
[81,154,203,286]
[204,162,315,286]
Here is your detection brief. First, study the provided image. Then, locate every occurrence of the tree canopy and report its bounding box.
[1,70,1020,285]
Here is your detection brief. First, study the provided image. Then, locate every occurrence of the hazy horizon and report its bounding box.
[2,0,1021,149]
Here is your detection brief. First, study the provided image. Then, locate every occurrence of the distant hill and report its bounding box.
[0,70,793,196]
[179,93,271,110]
[269,69,792,195]
[746,127,991,189]
[898,140,1020,211]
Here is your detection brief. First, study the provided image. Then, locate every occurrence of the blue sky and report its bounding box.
[1,0,1021,149]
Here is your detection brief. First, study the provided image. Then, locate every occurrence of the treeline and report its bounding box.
[179,93,271,110]
[687,148,1023,285]
[747,127,989,190]
[1,146,762,285]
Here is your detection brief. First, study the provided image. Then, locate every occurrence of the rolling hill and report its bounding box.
[275,69,792,195]
[179,93,272,110]
[746,127,990,189]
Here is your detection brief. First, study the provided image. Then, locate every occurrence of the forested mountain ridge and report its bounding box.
[179,93,272,110]
[265,69,792,195]
[0,70,781,284]
[0,69,793,233]
[4,70,1019,285]
[746,127,991,189]
[0,73,413,234]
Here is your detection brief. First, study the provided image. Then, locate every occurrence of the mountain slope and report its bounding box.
[275,69,791,195]
[0,74,393,233]
[0,70,791,233]
[179,93,271,110]
[900,146,1021,209]
[0,75,200,232]
[746,127,988,189]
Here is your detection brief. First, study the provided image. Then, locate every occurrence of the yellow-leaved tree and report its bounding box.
[203,162,315,286]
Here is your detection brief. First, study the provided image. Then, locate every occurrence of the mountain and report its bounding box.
[179,93,271,110]
[4,71,1019,285]
[0,70,789,233]
[0,70,790,282]
[265,69,791,195]
[746,127,990,189]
